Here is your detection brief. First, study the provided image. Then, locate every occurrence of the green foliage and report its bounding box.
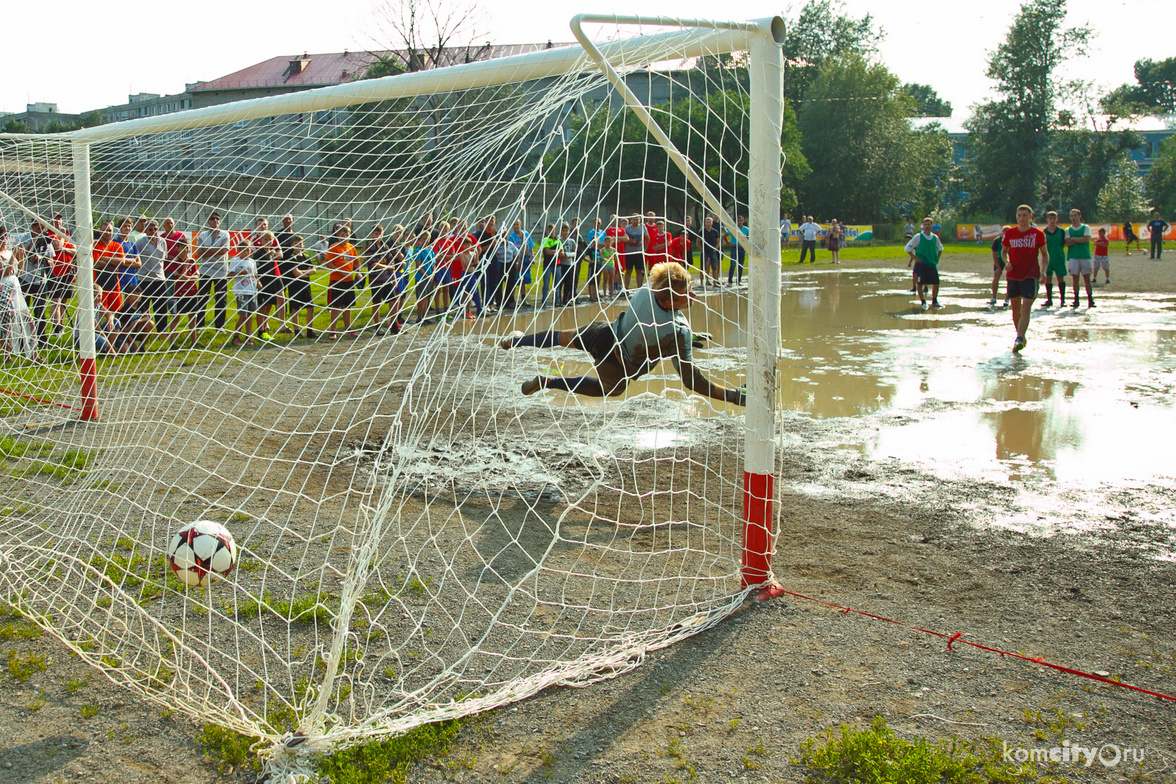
[547,83,809,221]
[1,111,106,134]
[1102,57,1176,114]
[783,0,879,107]
[794,716,1071,783]
[799,55,953,222]
[1148,136,1176,214]
[966,0,1091,211]
[1097,159,1150,221]
[1043,123,1141,216]
[903,83,953,117]
[362,54,408,81]
[315,719,463,784]
[320,97,427,177]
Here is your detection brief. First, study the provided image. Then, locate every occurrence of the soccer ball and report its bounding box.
[167,521,238,588]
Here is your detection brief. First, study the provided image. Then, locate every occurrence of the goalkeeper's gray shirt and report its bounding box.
[612,285,693,376]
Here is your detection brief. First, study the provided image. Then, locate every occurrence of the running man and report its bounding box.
[1001,204,1048,353]
[1040,210,1066,308]
[501,261,745,405]
[904,217,943,309]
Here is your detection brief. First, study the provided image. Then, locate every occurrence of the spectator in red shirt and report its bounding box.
[161,217,202,347]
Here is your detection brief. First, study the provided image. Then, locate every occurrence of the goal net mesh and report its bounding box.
[0,20,770,774]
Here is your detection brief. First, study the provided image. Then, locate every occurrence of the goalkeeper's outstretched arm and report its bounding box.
[675,356,746,405]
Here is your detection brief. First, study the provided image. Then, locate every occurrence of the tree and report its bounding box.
[798,55,950,222]
[1102,57,1176,114]
[965,0,1091,212]
[1148,136,1176,215]
[369,0,488,73]
[902,83,952,117]
[1097,159,1149,222]
[1043,123,1141,216]
[545,88,809,220]
[782,0,879,107]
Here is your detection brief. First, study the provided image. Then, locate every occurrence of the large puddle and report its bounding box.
[472,267,1176,494]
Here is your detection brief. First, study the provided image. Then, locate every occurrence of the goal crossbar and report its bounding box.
[66,23,770,145]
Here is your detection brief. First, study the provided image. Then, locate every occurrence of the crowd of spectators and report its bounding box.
[0,209,753,360]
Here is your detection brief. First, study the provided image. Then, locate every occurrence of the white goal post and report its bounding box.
[0,14,785,778]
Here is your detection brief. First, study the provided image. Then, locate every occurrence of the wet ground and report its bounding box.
[477,266,1176,556]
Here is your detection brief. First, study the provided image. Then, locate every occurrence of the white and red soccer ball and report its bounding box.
[167,521,238,587]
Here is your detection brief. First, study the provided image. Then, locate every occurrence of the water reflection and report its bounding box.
[469,268,1176,483]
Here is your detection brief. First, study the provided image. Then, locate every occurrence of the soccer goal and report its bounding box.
[0,14,783,778]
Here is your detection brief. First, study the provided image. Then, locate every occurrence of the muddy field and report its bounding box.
[1,251,1174,783]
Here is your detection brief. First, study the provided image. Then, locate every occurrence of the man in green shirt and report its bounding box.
[903,217,944,309]
[1064,208,1094,309]
[1041,210,1067,309]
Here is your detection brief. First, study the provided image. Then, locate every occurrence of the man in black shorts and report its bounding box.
[622,215,646,290]
[276,215,316,337]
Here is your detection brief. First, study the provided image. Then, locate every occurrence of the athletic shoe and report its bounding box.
[1072,300,1079,309]
[920,301,928,311]
[500,330,524,350]
[1041,299,1052,309]
[260,331,273,341]
[930,300,942,308]
[1088,299,1096,307]
[521,376,544,396]
[1013,336,1026,353]
[987,297,997,307]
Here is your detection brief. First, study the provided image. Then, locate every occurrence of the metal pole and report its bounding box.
[72,140,97,421]
[741,21,785,594]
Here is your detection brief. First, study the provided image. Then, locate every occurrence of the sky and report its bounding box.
[2,0,1172,119]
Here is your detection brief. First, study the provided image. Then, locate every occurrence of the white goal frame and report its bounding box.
[5,15,786,769]
[47,13,786,593]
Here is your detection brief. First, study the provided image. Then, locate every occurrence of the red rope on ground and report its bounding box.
[773,587,1176,703]
[0,388,73,410]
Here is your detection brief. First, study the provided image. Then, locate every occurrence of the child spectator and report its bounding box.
[1093,227,1110,286]
[229,244,260,347]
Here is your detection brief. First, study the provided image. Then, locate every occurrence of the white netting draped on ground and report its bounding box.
[0,17,782,776]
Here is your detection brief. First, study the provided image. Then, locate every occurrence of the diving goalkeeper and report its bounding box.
[501,261,746,405]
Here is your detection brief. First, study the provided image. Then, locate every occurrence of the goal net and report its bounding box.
[0,16,783,777]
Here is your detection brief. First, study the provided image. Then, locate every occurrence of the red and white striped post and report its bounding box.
[72,140,98,421]
[741,19,784,596]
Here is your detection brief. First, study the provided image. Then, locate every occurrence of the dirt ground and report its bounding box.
[1,249,1174,783]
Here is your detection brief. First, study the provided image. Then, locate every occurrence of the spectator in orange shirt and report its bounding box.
[325,223,360,338]
[92,220,125,316]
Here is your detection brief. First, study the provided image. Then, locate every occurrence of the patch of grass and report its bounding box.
[64,674,91,693]
[6,649,48,681]
[79,703,99,719]
[0,436,52,460]
[12,447,93,482]
[793,716,1072,783]
[229,511,252,523]
[26,690,47,711]
[275,593,335,624]
[197,723,264,776]
[314,719,464,784]
[0,614,43,641]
